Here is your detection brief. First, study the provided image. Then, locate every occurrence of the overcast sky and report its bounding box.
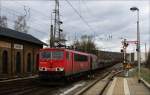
[0,0,150,53]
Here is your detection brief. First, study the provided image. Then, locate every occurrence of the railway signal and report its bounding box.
[121,39,128,64]
[121,39,139,77]
[121,39,130,77]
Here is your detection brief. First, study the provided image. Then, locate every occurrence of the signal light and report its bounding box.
[59,21,63,24]
[59,29,63,32]
[121,49,124,52]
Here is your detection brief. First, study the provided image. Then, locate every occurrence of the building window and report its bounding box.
[74,53,88,62]
[2,50,8,74]
[16,52,21,73]
[27,53,32,72]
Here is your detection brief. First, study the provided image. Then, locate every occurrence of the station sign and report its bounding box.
[14,44,23,50]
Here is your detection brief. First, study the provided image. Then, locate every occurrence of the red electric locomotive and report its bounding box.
[39,48,91,79]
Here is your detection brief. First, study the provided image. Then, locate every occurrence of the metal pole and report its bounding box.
[145,43,147,62]
[53,0,58,47]
[123,39,127,64]
[50,12,53,48]
[123,46,126,64]
[57,0,61,41]
[50,25,54,47]
[0,0,1,17]
[0,0,1,27]
[137,10,141,82]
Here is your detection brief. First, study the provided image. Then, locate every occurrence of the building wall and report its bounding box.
[133,52,147,62]
[0,37,42,78]
[0,39,12,77]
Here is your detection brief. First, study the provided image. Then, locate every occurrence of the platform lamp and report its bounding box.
[130,7,141,82]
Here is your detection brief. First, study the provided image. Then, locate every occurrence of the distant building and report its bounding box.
[133,52,147,63]
[126,53,135,62]
[0,26,46,79]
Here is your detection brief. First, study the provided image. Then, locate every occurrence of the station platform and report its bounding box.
[103,76,150,95]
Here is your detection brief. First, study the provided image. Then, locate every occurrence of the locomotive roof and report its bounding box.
[41,48,90,55]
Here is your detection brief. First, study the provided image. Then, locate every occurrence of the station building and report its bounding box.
[0,26,46,79]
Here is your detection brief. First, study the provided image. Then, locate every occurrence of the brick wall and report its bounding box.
[0,36,42,78]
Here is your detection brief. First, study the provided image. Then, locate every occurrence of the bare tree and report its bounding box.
[0,16,7,28]
[14,16,29,33]
[146,50,150,69]
[73,35,97,54]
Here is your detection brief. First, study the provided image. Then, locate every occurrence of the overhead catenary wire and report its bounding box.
[1,0,50,23]
[82,0,94,17]
[12,1,52,37]
[65,0,96,35]
[2,0,114,41]
[65,0,116,41]
[80,0,129,41]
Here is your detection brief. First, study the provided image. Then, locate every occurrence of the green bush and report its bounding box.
[141,68,150,84]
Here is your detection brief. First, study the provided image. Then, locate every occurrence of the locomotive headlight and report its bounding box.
[39,67,47,71]
[56,67,64,71]
[39,67,42,71]
[59,68,64,71]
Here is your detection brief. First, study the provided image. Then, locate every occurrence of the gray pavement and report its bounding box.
[103,76,150,95]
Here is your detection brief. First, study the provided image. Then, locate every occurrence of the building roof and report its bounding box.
[0,26,47,46]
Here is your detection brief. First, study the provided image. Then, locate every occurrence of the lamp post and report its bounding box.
[130,7,141,82]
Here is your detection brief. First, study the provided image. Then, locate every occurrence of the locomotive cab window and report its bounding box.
[40,51,64,60]
[52,51,64,60]
[40,52,51,59]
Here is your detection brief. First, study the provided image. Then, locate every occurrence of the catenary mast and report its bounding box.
[50,0,65,48]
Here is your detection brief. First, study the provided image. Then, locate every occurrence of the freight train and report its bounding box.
[38,48,117,80]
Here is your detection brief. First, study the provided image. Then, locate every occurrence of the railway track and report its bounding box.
[73,72,111,95]
[0,63,122,95]
[0,77,38,95]
[0,76,67,95]
[73,70,123,95]
[73,64,123,95]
